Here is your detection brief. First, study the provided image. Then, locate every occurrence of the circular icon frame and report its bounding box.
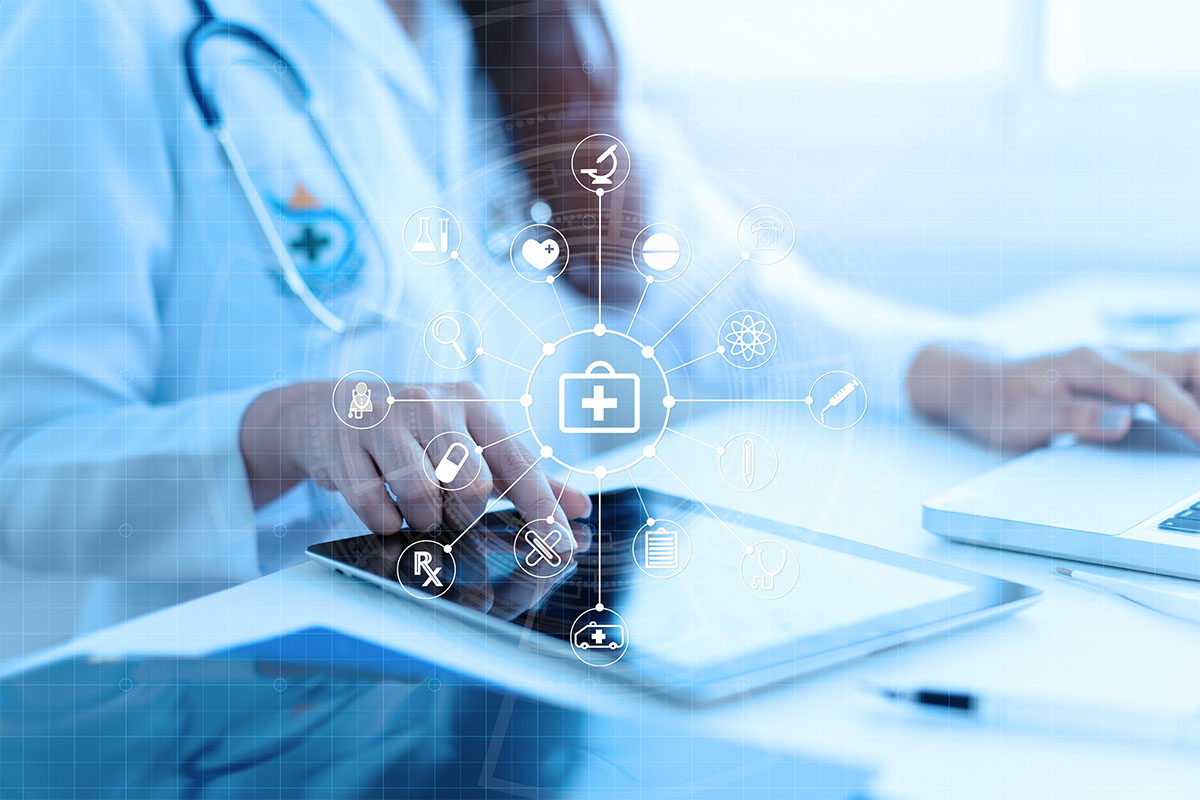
[397,539,456,599]
[403,206,462,266]
[736,205,796,265]
[808,371,867,431]
[571,134,631,195]
[739,540,799,600]
[420,431,483,492]
[523,328,672,477]
[719,309,778,370]
[513,517,576,579]
[630,223,691,283]
[717,432,779,493]
[510,223,570,283]
[631,519,691,578]
[332,370,392,430]
[569,606,630,667]
[423,310,482,370]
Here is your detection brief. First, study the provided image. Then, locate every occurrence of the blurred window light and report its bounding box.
[1044,0,1200,92]
[608,0,1019,85]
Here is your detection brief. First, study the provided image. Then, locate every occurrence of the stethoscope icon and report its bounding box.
[432,315,468,362]
[750,544,787,591]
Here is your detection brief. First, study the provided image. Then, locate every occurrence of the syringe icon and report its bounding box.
[820,379,860,424]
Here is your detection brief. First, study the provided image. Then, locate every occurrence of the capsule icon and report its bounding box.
[434,442,471,483]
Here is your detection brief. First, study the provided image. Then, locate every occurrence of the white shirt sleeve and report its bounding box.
[0,3,264,581]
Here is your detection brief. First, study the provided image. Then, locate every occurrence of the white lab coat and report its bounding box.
[0,0,503,642]
[0,0,930,654]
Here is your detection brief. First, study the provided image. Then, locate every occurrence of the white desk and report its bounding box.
[14,277,1200,798]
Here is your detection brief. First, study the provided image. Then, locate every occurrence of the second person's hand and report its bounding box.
[906,344,1200,451]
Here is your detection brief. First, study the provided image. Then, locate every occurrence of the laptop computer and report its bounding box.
[924,419,1200,579]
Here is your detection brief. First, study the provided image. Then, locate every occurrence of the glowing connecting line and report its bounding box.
[656,458,747,547]
[453,253,545,345]
[447,456,545,549]
[343,138,864,662]
[595,473,604,605]
[652,257,747,349]
[596,190,604,325]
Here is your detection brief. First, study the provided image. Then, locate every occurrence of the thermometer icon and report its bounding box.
[742,437,755,487]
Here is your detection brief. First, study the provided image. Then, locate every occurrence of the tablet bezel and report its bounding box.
[307,488,1040,704]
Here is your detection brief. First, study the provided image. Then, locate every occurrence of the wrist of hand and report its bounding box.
[240,386,306,507]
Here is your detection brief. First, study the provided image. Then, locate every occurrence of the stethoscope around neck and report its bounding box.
[183,0,401,333]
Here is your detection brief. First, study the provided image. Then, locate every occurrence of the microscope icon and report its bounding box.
[580,144,619,186]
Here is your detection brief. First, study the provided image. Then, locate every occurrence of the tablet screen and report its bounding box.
[623,513,969,668]
[310,489,985,682]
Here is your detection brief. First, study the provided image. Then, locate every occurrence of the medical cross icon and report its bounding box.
[580,385,619,421]
[558,360,641,435]
[290,225,331,263]
[591,627,607,645]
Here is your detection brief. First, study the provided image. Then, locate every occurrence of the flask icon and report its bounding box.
[413,216,450,254]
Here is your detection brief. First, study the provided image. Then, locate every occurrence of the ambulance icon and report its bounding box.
[573,621,625,651]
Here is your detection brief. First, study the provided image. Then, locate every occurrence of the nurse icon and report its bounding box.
[332,371,393,430]
[348,382,373,420]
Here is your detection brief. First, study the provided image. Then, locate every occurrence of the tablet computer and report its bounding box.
[307,488,1039,703]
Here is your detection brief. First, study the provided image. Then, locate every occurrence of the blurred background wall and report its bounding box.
[609,0,1200,313]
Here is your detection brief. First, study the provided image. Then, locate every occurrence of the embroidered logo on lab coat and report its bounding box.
[269,182,363,299]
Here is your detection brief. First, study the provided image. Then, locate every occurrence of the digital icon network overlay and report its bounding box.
[337,136,866,666]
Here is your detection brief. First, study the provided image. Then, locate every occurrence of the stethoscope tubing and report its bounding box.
[183,0,402,333]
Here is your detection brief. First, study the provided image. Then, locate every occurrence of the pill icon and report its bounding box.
[434,442,471,483]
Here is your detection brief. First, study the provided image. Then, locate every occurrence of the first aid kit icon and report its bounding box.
[559,360,640,434]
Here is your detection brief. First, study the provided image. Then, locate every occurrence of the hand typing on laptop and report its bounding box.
[906,344,1200,450]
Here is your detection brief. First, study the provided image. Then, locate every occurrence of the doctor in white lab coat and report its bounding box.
[0,0,613,637]
[9,0,1200,653]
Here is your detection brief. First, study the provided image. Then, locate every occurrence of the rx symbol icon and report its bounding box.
[414,551,443,588]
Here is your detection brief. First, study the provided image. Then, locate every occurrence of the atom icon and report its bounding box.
[336,137,865,667]
[721,311,776,368]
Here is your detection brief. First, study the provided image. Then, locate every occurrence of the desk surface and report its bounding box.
[16,277,1200,799]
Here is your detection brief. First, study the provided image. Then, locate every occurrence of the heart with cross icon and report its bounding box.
[520,237,560,271]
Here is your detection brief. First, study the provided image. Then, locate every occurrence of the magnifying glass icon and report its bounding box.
[433,314,468,362]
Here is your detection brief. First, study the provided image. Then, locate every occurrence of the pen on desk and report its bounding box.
[879,687,1200,745]
[1056,566,1200,624]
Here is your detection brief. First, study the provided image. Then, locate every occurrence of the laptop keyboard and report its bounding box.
[1159,504,1200,533]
